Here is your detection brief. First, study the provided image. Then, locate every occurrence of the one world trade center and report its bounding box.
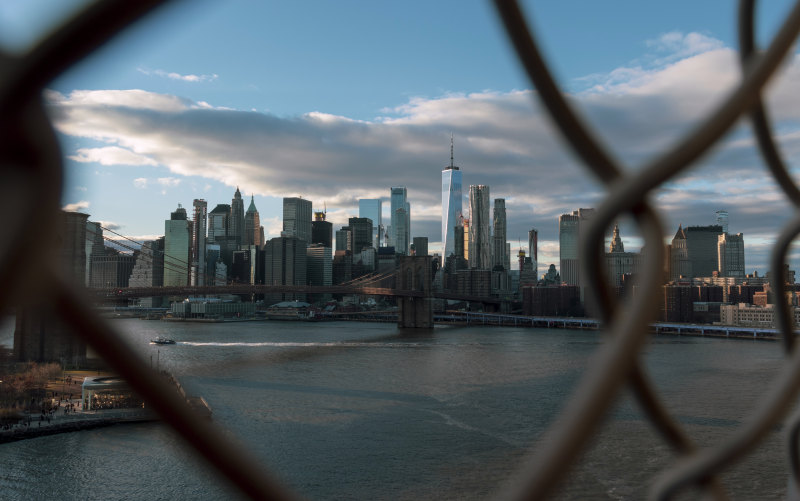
[442,135,462,259]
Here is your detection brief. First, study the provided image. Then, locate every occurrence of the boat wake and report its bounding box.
[178,341,424,348]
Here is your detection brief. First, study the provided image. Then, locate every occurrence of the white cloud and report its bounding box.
[137,67,218,83]
[75,186,87,192]
[69,146,158,166]
[133,178,148,189]
[97,220,121,231]
[157,177,181,187]
[46,31,800,271]
[645,31,725,61]
[62,200,90,212]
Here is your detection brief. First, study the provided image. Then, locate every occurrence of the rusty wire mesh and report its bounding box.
[4,0,800,499]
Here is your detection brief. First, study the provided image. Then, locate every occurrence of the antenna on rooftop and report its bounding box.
[450,132,454,169]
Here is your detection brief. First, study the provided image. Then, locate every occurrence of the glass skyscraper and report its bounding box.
[442,136,462,260]
[358,198,382,248]
[283,197,312,244]
[390,187,410,254]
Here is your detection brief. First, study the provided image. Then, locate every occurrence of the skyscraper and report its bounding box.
[685,225,723,277]
[311,210,333,248]
[307,243,333,302]
[230,187,244,247]
[164,204,190,286]
[605,224,643,288]
[191,199,207,286]
[715,210,729,234]
[359,198,382,248]
[283,197,312,244]
[264,235,307,302]
[718,232,745,278]
[468,185,490,269]
[528,228,538,279]
[393,207,409,255]
[669,224,689,281]
[244,195,262,247]
[442,135,462,259]
[335,228,352,253]
[558,208,595,286]
[348,217,373,254]
[208,203,230,242]
[390,187,410,254]
[492,198,507,270]
[412,236,428,256]
[128,237,165,307]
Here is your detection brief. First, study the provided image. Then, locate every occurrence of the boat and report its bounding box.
[151,337,176,345]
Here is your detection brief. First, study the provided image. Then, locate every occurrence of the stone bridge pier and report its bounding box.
[397,256,433,328]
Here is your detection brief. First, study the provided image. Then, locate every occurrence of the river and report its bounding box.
[0,318,793,499]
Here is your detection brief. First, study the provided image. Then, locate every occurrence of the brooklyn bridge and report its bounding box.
[88,256,503,329]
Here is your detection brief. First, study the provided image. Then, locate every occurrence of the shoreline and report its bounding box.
[0,409,158,444]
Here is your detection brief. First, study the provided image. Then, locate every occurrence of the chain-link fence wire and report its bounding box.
[4,0,800,499]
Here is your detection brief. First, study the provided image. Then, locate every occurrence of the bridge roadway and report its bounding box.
[91,285,501,305]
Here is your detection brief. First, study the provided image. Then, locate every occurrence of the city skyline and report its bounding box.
[26,0,800,274]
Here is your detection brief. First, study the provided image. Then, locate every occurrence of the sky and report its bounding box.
[5,0,800,274]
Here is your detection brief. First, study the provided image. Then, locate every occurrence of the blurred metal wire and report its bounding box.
[4,0,800,499]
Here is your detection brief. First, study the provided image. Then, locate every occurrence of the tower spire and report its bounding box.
[450,133,454,169]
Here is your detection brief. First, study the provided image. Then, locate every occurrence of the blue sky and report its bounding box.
[5,0,800,273]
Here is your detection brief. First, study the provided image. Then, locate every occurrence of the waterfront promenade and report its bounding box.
[0,401,156,444]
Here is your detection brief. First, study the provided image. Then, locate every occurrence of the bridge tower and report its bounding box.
[397,255,433,328]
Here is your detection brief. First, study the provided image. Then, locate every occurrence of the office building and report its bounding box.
[391,187,410,254]
[230,188,245,247]
[686,225,724,277]
[90,247,136,288]
[605,223,643,288]
[559,208,595,286]
[311,211,333,248]
[336,228,352,253]
[128,237,165,307]
[164,204,190,286]
[231,250,251,284]
[412,237,428,256]
[492,198,507,270]
[468,185,491,269]
[441,135,462,259]
[283,197,312,244]
[208,204,230,243]
[348,217,373,254]
[191,199,207,286]
[716,210,729,234]
[528,228,538,279]
[359,198,382,249]
[718,232,745,278]
[307,243,333,303]
[669,225,690,281]
[244,195,263,247]
[129,237,165,288]
[264,236,307,302]
[393,208,409,255]
[307,244,333,287]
